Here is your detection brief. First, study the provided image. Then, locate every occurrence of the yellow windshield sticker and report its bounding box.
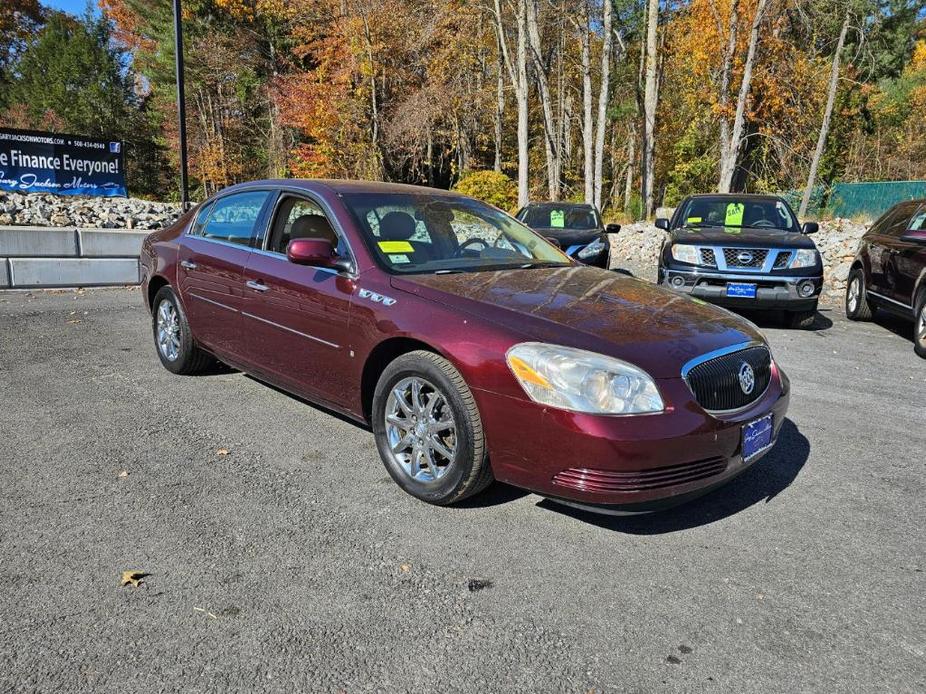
[686,216,702,224]
[725,202,744,227]
[378,240,414,253]
[550,210,565,228]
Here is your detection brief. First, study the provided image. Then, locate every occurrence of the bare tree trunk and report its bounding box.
[800,10,850,218]
[494,0,530,207]
[718,0,768,193]
[581,3,594,204]
[593,0,613,210]
[494,38,505,173]
[642,0,659,218]
[624,128,635,215]
[527,0,561,200]
[717,0,739,183]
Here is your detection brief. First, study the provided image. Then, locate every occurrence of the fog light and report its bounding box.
[671,276,686,288]
[798,281,815,298]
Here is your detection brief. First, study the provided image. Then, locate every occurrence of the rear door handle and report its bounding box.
[180,260,197,270]
[246,279,269,292]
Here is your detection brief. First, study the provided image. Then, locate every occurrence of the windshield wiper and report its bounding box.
[518,261,570,269]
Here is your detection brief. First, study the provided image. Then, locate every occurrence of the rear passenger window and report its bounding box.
[189,201,214,236]
[908,208,926,231]
[200,191,270,246]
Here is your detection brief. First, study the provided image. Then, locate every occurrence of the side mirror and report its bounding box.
[900,229,926,244]
[287,238,352,272]
[655,218,670,231]
[605,223,621,235]
[801,222,819,235]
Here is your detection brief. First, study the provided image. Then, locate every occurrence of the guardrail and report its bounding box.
[0,226,146,288]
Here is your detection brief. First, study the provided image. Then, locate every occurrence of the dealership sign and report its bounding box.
[0,127,127,197]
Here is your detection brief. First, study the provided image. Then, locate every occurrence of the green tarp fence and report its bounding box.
[783,181,926,220]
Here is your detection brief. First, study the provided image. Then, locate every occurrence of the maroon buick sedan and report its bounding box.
[141,180,789,514]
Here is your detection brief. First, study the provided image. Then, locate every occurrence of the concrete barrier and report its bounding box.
[1,225,147,288]
[79,229,147,257]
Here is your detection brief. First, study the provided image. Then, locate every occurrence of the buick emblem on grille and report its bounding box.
[737,250,754,265]
[738,362,756,395]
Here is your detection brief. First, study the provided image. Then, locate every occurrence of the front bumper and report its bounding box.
[659,267,822,310]
[475,364,790,513]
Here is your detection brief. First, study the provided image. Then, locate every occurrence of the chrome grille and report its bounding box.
[723,248,768,268]
[700,248,717,267]
[684,346,771,412]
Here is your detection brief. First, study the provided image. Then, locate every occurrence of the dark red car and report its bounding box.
[141,180,790,514]
[846,199,926,358]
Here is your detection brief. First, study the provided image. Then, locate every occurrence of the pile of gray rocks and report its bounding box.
[609,218,868,300]
[0,191,184,230]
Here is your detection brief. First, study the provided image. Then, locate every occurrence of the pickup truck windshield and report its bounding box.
[343,192,572,274]
[678,197,799,232]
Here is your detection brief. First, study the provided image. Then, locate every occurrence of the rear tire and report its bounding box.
[914,291,926,359]
[372,350,493,505]
[151,286,212,375]
[846,269,873,321]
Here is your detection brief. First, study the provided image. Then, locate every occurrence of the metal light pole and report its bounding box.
[172,0,189,208]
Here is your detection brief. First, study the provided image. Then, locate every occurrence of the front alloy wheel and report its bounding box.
[384,377,457,483]
[156,299,181,362]
[150,286,212,375]
[915,294,926,359]
[845,269,873,321]
[372,350,493,505]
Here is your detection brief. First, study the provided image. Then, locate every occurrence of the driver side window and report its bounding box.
[267,196,345,256]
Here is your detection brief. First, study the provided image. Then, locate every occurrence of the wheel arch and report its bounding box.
[147,275,170,313]
[360,336,448,423]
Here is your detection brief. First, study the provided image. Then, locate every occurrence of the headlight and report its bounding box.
[671,244,700,264]
[506,343,664,415]
[790,249,819,269]
[577,238,606,260]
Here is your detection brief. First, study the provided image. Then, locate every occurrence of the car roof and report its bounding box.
[525,201,595,209]
[683,193,785,202]
[216,178,462,198]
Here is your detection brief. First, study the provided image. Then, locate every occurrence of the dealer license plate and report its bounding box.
[742,414,774,461]
[727,282,757,298]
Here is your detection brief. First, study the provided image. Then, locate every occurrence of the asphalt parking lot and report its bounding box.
[1,287,924,692]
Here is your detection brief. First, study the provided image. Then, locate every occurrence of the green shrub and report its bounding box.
[453,170,518,212]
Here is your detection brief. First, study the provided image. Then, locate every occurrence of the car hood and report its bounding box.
[391,265,763,379]
[671,226,816,249]
[529,227,602,246]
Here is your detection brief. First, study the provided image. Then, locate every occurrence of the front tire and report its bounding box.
[914,291,926,359]
[846,269,874,321]
[372,350,493,505]
[151,286,212,375]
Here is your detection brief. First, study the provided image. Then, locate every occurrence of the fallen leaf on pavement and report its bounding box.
[193,607,218,619]
[118,470,129,478]
[66,319,81,325]
[400,563,411,573]
[216,448,229,456]
[120,571,149,588]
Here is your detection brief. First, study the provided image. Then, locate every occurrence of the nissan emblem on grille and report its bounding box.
[737,251,754,265]
[738,362,755,395]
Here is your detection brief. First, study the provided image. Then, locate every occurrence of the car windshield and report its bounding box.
[342,192,572,274]
[520,205,600,230]
[677,197,798,232]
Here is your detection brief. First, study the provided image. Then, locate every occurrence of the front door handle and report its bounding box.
[246,279,269,292]
[180,260,197,270]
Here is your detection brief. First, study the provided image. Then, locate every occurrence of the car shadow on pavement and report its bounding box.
[872,311,916,345]
[731,307,834,332]
[535,418,810,534]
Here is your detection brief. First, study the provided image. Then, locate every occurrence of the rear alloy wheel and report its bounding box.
[372,351,493,505]
[845,269,873,321]
[151,286,212,375]
[915,292,926,359]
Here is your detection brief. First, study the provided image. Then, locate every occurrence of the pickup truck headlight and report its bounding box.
[790,249,820,269]
[506,343,664,415]
[671,244,700,264]
[577,238,607,260]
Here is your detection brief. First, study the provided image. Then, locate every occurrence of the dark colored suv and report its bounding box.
[845,199,926,358]
[656,194,822,328]
[516,202,620,268]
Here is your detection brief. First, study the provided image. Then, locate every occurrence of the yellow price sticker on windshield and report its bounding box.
[725,202,744,227]
[550,210,565,228]
[378,240,414,253]
[686,216,702,224]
